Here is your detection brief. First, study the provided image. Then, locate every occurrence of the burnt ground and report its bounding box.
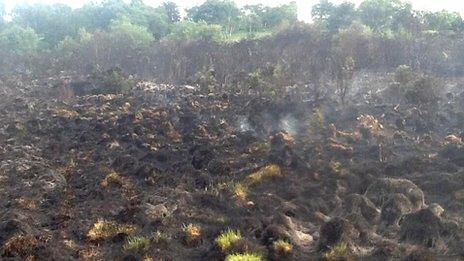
[1,75,464,260]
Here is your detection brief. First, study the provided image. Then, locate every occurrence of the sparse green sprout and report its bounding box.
[215,229,242,252]
[272,239,293,256]
[151,231,171,246]
[87,220,136,241]
[123,236,150,253]
[225,253,263,261]
[323,242,351,261]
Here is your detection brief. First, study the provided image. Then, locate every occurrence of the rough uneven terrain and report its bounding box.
[1,73,464,260]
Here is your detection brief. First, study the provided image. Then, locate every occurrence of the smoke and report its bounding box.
[279,114,298,136]
[237,116,254,133]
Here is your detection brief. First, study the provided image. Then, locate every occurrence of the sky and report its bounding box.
[3,0,464,22]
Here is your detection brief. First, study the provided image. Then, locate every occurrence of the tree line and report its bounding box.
[0,0,463,83]
[0,0,297,53]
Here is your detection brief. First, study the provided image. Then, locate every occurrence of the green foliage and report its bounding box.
[323,242,351,260]
[335,21,373,68]
[187,0,240,34]
[195,68,219,92]
[91,67,138,94]
[151,231,171,246]
[123,236,150,253]
[163,1,181,23]
[56,28,92,60]
[0,1,5,28]
[109,16,154,48]
[240,3,297,32]
[166,21,222,42]
[12,3,77,47]
[423,11,463,31]
[225,253,263,261]
[261,2,298,29]
[312,0,357,32]
[215,229,242,252]
[272,240,293,256]
[247,71,262,90]
[358,0,402,31]
[394,65,441,106]
[0,24,42,55]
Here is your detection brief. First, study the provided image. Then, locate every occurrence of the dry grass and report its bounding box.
[232,182,248,201]
[87,220,136,241]
[100,172,124,188]
[272,239,293,256]
[182,224,202,247]
[247,164,282,185]
[2,234,39,257]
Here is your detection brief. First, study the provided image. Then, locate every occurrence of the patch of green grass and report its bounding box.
[215,229,242,252]
[123,236,150,253]
[225,253,263,261]
[151,231,171,246]
[323,242,351,260]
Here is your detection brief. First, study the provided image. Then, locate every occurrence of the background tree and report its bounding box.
[312,0,357,32]
[261,2,298,29]
[241,5,265,32]
[0,1,5,29]
[423,11,463,32]
[108,16,154,49]
[390,2,422,34]
[163,1,181,23]
[12,3,77,47]
[358,0,402,31]
[0,24,42,55]
[166,21,222,42]
[187,0,240,34]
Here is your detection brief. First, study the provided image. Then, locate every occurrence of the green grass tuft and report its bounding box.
[123,236,150,253]
[225,253,263,261]
[215,229,242,252]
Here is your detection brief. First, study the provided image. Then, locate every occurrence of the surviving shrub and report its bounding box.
[225,253,263,261]
[123,236,150,253]
[215,229,242,252]
[90,67,138,94]
[393,65,442,106]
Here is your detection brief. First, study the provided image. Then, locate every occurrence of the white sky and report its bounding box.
[3,0,464,22]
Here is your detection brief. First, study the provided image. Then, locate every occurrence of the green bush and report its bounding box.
[165,21,222,42]
[0,24,42,55]
[109,16,154,49]
[394,65,441,106]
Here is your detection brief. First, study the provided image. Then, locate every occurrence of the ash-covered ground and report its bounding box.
[1,73,464,260]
